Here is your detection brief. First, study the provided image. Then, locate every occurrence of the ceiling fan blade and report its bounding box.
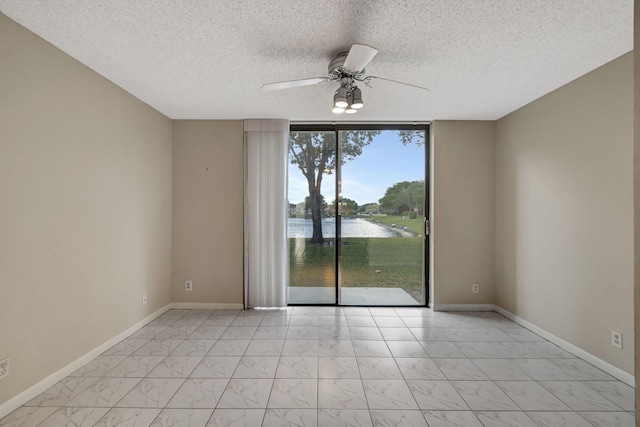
[262,77,329,91]
[365,76,430,92]
[343,44,378,73]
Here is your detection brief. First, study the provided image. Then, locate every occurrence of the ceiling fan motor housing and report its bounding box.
[328,52,348,75]
[328,52,365,81]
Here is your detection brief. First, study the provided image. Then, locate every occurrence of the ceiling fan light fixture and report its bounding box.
[344,91,357,114]
[351,87,364,109]
[334,86,348,108]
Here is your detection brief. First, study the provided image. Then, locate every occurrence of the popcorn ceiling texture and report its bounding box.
[0,0,632,120]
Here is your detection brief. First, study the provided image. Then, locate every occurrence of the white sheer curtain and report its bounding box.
[244,119,289,308]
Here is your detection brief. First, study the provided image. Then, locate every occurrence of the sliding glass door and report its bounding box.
[287,125,428,306]
[287,131,337,304]
[339,129,426,305]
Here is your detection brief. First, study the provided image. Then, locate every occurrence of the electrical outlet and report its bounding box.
[0,358,9,380]
[611,331,622,349]
[142,294,148,307]
[472,283,479,293]
[185,280,193,291]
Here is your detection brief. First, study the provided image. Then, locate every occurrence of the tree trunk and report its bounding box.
[309,188,325,244]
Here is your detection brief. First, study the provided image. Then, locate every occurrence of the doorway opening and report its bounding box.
[287,124,429,306]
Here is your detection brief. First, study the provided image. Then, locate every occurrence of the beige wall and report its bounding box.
[0,14,173,404]
[495,53,634,374]
[171,121,244,305]
[430,121,496,306]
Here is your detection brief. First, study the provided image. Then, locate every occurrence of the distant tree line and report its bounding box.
[379,180,424,216]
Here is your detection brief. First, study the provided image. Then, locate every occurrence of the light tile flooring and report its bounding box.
[0,307,635,427]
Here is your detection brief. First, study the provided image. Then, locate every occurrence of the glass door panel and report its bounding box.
[287,131,337,304]
[287,127,427,306]
[338,130,426,305]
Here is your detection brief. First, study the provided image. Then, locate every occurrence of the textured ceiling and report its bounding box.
[0,0,633,121]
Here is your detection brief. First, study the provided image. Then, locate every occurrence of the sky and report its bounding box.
[288,130,425,206]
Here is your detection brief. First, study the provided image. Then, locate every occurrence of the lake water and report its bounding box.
[288,217,397,238]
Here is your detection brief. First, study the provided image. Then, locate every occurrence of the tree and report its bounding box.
[398,130,426,147]
[289,131,379,244]
[336,198,358,216]
[289,129,426,244]
[357,203,379,214]
[379,180,425,215]
[361,203,380,214]
[304,194,327,216]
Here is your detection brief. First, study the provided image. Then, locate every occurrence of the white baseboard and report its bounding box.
[170,302,244,310]
[432,303,496,312]
[0,304,172,420]
[493,306,635,387]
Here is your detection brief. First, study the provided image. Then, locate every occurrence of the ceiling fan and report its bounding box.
[261,44,429,114]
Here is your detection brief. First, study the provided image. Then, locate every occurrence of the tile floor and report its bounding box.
[0,307,635,427]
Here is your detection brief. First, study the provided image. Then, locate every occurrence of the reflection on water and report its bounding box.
[288,217,396,238]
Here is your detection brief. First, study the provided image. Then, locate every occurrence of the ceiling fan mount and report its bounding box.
[262,44,428,114]
[327,52,366,81]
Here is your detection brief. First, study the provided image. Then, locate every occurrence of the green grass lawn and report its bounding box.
[289,237,425,298]
[369,215,425,235]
